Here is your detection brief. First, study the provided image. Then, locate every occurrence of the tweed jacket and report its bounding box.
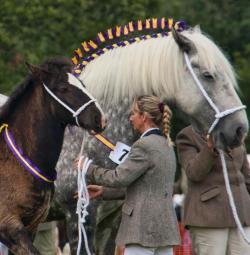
[87,133,180,247]
[176,125,250,228]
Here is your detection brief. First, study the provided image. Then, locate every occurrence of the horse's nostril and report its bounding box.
[236,126,246,143]
[94,115,106,131]
[95,115,100,126]
[236,127,242,138]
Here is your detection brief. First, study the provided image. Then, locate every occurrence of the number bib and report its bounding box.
[109,142,131,165]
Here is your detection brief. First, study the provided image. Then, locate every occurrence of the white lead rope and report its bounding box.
[184,52,250,244]
[76,156,93,255]
[219,150,250,244]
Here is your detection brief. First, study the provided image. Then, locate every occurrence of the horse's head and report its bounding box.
[26,57,106,134]
[172,28,248,150]
[71,19,247,150]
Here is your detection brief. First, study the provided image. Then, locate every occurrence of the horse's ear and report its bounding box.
[26,62,41,76]
[26,62,51,83]
[172,27,196,54]
[193,25,201,33]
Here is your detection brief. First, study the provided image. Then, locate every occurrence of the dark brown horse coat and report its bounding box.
[0,57,105,255]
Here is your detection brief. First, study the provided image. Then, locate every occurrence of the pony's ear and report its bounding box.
[25,62,51,82]
[25,62,41,75]
[172,27,196,54]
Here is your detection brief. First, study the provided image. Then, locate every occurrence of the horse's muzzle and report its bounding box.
[214,122,248,151]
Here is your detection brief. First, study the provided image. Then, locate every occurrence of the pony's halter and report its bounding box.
[184,52,246,135]
[42,81,102,127]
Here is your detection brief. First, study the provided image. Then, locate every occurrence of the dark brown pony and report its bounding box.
[0,57,105,255]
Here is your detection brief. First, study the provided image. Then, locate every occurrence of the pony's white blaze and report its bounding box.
[67,73,105,117]
[68,73,91,98]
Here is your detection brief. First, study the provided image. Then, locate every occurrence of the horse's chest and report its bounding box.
[21,187,53,228]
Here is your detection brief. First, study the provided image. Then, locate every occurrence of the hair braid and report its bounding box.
[135,95,173,146]
[162,105,173,145]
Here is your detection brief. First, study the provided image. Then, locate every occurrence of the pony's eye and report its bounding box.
[202,71,214,80]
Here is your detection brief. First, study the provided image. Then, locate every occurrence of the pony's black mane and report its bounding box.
[0,76,34,122]
[0,57,72,122]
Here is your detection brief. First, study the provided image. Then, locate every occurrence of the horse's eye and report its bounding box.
[202,71,214,80]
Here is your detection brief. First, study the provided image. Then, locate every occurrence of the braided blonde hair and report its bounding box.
[135,95,173,145]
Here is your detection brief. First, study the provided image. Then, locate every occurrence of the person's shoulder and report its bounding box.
[133,135,158,149]
[177,125,193,138]
[176,125,199,146]
[138,135,170,152]
[133,136,150,148]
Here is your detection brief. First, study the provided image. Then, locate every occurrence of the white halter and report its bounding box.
[184,52,246,134]
[42,75,103,127]
[184,52,250,244]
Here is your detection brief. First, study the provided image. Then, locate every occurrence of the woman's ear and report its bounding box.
[142,112,149,122]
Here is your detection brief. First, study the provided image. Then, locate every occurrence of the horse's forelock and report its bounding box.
[183,30,237,89]
[41,57,73,75]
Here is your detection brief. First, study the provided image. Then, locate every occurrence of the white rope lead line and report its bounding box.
[76,156,93,255]
[219,150,250,244]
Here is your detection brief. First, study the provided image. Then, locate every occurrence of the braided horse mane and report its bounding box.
[72,17,236,105]
[72,18,187,105]
[55,18,238,254]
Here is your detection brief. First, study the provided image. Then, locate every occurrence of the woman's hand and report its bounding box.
[87,185,104,199]
[73,185,104,200]
[73,155,80,170]
[73,154,87,170]
[207,135,219,154]
[207,134,214,150]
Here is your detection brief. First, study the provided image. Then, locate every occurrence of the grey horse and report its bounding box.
[54,25,248,254]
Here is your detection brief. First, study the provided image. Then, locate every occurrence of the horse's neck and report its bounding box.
[6,88,65,174]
